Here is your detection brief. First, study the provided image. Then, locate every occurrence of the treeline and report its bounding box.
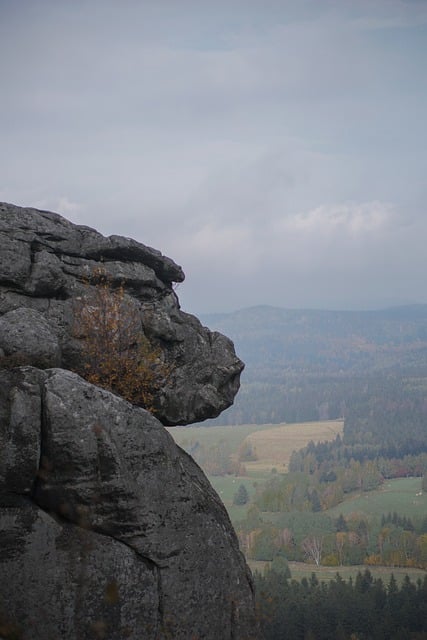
[206,372,427,451]
[253,462,380,513]
[254,449,427,514]
[237,509,427,569]
[343,376,427,453]
[201,304,427,428]
[203,376,352,426]
[255,568,427,640]
[290,437,427,472]
[286,441,427,508]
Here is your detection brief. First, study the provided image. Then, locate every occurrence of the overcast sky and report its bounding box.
[1,1,426,314]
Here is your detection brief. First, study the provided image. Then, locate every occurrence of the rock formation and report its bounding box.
[0,203,258,639]
[0,201,244,425]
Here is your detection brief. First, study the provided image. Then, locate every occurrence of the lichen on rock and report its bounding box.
[0,203,258,640]
[0,201,244,425]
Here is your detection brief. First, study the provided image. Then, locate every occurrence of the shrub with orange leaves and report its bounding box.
[72,268,169,412]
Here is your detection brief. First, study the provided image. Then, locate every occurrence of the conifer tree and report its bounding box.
[233,484,249,506]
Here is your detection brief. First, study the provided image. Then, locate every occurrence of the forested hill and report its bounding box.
[199,305,427,427]
[201,305,427,379]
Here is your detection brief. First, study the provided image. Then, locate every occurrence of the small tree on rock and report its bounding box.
[72,268,169,412]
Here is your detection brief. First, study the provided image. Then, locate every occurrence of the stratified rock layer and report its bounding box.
[0,202,244,425]
[0,204,258,639]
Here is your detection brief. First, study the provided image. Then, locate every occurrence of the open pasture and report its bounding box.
[243,420,343,474]
[207,475,258,522]
[168,420,344,520]
[327,476,427,520]
[168,420,344,476]
[167,422,282,455]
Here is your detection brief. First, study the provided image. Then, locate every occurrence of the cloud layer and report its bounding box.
[1,0,426,312]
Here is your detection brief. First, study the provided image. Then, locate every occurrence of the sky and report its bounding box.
[1,0,427,315]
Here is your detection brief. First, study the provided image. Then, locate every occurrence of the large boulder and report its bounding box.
[0,307,61,367]
[0,368,257,639]
[0,202,244,425]
[0,203,258,639]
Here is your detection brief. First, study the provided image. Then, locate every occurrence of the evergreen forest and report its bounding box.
[255,566,427,640]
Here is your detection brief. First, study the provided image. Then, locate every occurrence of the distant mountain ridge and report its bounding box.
[200,304,427,374]
[201,303,427,335]
[199,305,427,425]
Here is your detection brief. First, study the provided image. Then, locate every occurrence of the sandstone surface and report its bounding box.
[0,367,256,639]
[0,203,258,639]
[0,202,244,425]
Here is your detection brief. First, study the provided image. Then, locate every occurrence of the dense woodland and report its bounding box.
[201,304,427,427]
[255,566,427,640]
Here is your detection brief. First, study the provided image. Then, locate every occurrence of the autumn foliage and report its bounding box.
[72,269,169,412]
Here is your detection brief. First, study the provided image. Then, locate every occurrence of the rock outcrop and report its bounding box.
[0,203,258,640]
[0,202,244,425]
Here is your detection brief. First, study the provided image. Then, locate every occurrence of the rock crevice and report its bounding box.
[0,204,258,639]
[1,367,257,639]
[0,202,244,425]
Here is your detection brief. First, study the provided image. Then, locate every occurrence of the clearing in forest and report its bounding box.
[242,420,343,474]
[169,420,344,478]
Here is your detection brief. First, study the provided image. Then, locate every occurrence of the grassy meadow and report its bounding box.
[168,422,288,460]
[168,420,344,521]
[168,422,427,525]
[169,419,343,475]
[169,420,343,513]
[243,420,343,474]
[327,476,427,520]
[169,421,426,523]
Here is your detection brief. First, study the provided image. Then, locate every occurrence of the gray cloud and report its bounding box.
[1,0,426,313]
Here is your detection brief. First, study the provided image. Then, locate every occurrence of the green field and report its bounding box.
[169,422,427,580]
[207,475,260,522]
[169,423,426,524]
[168,420,344,520]
[327,476,427,520]
[168,420,343,474]
[168,422,290,457]
[244,420,343,473]
[249,560,427,585]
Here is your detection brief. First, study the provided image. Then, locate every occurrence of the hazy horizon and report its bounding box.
[1,1,426,315]
[198,300,427,317]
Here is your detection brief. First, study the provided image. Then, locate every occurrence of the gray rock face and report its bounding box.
[0,368,257,639]
[0,202,244,425]
[0,204,258,639]
[0,307,61,367]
